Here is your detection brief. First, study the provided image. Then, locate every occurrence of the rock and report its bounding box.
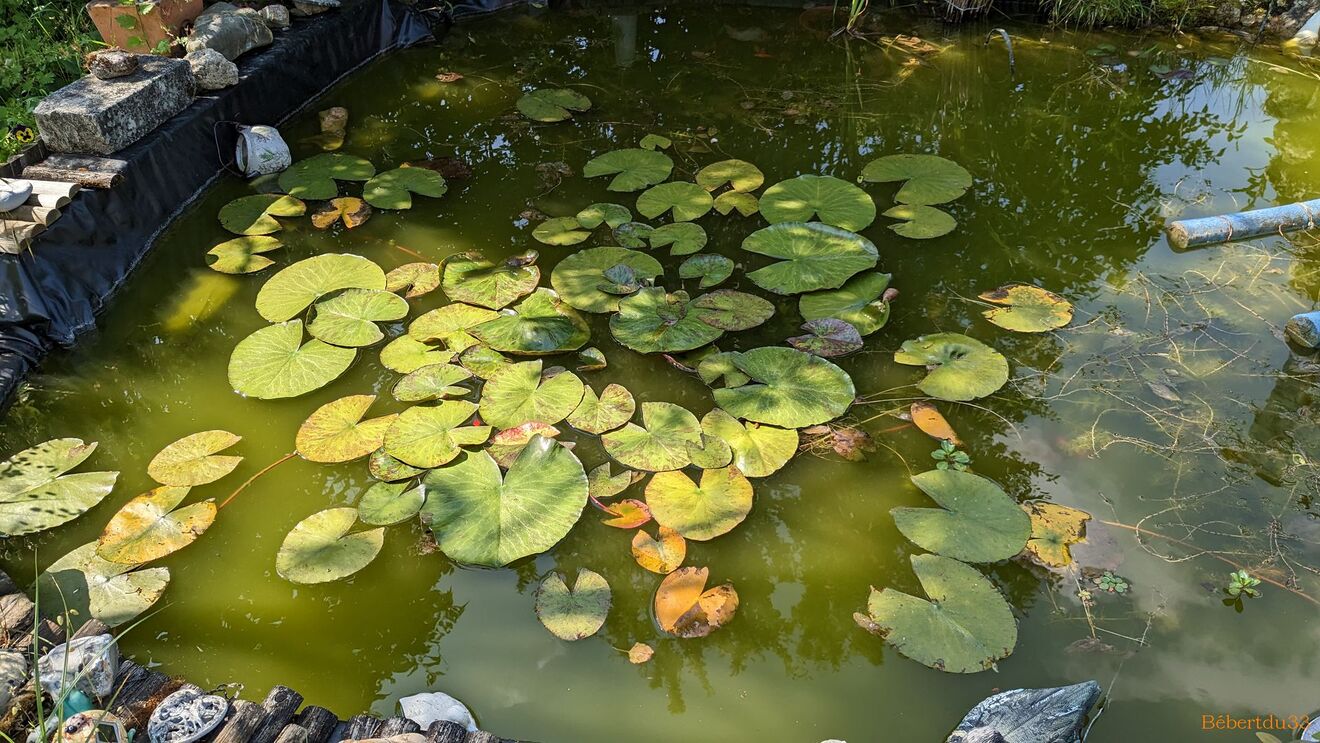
[291,0,339,15]
[85,50,139,80]
[34,55,193,155]
[946,681,1101,743]
[259,4,291,29]
[147,687,229,743]
[0,180,32,212]
[37,634,119,701]
[0,650,27,712]
[186,48,239,91]
[398,692,476,733]
[184,2,274,61]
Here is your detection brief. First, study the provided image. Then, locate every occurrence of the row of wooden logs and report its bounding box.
[0,180,79,255]
[1,146,130,253]
[0,570,520,743]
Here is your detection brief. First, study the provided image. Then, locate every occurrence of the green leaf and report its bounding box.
[459,344,512,379]
[588,463,637,499]
[787,318,863,357]
[147,430,242,486]
[516,88,592,122]
[207,236,283,275]
[383,400,491,468]
[700,408,798,478]
[550,246,663,313]
[713,347,855,428]
[218,194,306,236]
[798,272,892,336]
[228,320,356,399]
[636,182,713,222]
[276,507,384,584]
[859,154,972,205]
[409,302,500,351]
[582,148,674,192]
[486,422,561,468]
[714,191,759,217]
[648,222,707,255]
[855,554,1016,673]
[386,262,442,299]
[0,439,117,537]
[393,363,473,402]
[441,252,540,310]
[362,167,447,210]
[478,360,585,430]
[295,395,396,463]
[638,133,672,151]
[893,333,1009,401]
[609,288,723,354]
[679,254,733,289]
[978,284,1073,332]
[306,288,409,347]
[575,202,632,229]
[696,159,764,193]
[535,569,611,640]
[420,438,588,566]
[646,466,753,541]
[741,222,878,295]
[278,153,376,200]
[1023,502,1091,568]
[255,253,386,323]
[96,486,215,565]
[469,289,591,355]
[759,175,875,231]
[576,346,607,372]
[379,336,454,373]
[368,448,426,482]
[602,401,702,472]
[533,216,590,246]
[883,204,957,239]
[697,350,750,388]
[566,383,635,434]
[689,290,775,331]
[612,221,654,248]
[892,470,1032,562]
[358,481,425,526]
[115,13,138,29]
[39,542,169,627]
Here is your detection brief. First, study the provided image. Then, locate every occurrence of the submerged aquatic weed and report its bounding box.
[931,440,971,471]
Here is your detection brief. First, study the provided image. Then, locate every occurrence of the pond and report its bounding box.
[4,4,1320,742]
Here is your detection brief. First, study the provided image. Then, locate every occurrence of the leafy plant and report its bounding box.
[931,439,971,471]
[1225,569,1261,599]
[1093,570,1129,594]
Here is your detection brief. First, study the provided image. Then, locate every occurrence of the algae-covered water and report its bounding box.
[6,5,1320,741]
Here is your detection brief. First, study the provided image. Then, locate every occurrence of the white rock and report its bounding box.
[0,180,32,213]
[398,692,477,733]
[186,48,239,91]
[38,634,118,701]
[0,650,27,712]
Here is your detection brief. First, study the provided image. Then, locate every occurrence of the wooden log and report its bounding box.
[0,205,59,226]
[326,720,350,743]
[210,699,264,743]
[463,733,500,743]
[274,725,310,743]
[0,593,36,647]
[22,155,127,190]
[108,661,171,711]
[293,705,339,743]
[249,685,305,743]
[423,721,468,743]
[11,617,66,653]
[25,190,70,209]
[377,717,420,737]
[24,179,80,198]
[70,619,112,640]
[346,714,382,740]
[0,222,44,254]
[1166,198,1320,249]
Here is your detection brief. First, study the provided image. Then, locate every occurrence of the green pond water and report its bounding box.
[6,5,1320,741]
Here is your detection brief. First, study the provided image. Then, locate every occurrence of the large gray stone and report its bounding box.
[184,2,274,61]
[186,48,239,91]
[947,681,1102,743]
[33,55,193,155]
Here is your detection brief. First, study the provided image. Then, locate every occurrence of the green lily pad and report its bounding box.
[588,463,638,499]
[646,466,753,541]
[218,194,306,236]
[207,236,283,274]
[278,153,376,200]
[0,439,117,538]
[368,448,426,482]
[409,303,500,351]
[363,167,447,210]
[516,87,592,122]
[855,553,1016,673]
[533,216,590,246]
[479,360,586,430]
[296,395,397,463]
[788,318,863,357]
[612,221,654,248]
[470,289,591,355]
[859,154,972,205]
[307,288,409,347]
[39,542,169,626]
[741,222,878,295]
[639,133,672,151]
[686,433,733,469]
[442,252,540,310]
[583,148,674,192]
[636,182,714,222]
[893,333,1008,401]
[535,569,612,641]
[358,481,425,526]
[276,507,384,584]
[609,288,723,354]
[696,159,764,193]
[380,335,454,373]
[459,344,512,379]
[575,202,632,229]
[978,284,1073,332]
[420,437,588,566]
[486,423,561,468]
[759,175,875,231]
[713,346,855,428]
[798,272,893,336]
[648,222,708,256]
[576,346,607,372]
[700,408,798,478]
[393,363,473,402]
[883,204,956,239]
[892,469,1031,563]
[96,485,215,565]
[550,246,663,313]
[602,401,702,472]
[383,400,492,468]
[229,320,357,399]
[696,350,750,388]
[679,254,734,289]
[689,290,775,331]
[147,430,243,486]
[255,253,387,322]
[566,383,635,434]
[714,191,759,217]
[385,262,442,299]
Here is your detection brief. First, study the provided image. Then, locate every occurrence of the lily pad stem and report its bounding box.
[219,452,298,509]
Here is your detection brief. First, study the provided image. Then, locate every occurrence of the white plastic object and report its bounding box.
[235,125,291,177]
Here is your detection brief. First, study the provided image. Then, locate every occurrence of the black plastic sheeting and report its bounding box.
[0,0,435,409]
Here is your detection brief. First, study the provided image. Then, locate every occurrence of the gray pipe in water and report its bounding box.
[1165,198,1320,249]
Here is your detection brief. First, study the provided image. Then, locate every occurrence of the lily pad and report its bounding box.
[533,216,590,246]
[358,481,426,526]
[686,432,733,469]
[255,253,386,323]
[883,204,956,239]
[602,401,702,472]
[310,197,372,229]
[393,363,473,402]
[588,463,640,499]
[218,194,306,236]
[910,401,961,445]
[713,347,855,428]
[39,542,169,626]
[409,302,500,351]
[610,288,723,354]
[654,566,739,638]
[0,439,118,537]
[678,254,733,289]
[96,486,215,565]
[386,262,442,299]
[1022,502,1090,568]
[383,400,492,468]
[420,437,587,566]
[566,383,635,434]
[147,430,243,486]
[636,182,714,222]
[860,154,972,205]
[470,289,591,355]
[380,336,453,373]
[307,288,409,347]
[278,153,376,200]
[486,422,561,468]
[479,360,585,430]
[696,351,750,388]
[441,252,540,310]
[276,507,384,584]
[229,320,356,399]
[516,88,592,122]
[576,346,607,372]
[575,202,632,229]
[759,175,875,231]
[631,526,686,574]
[368,448,426,482]
[628,643,655,663]
[798,272,893,336]
[207,236,282,275]
[583,148,674,192]
[639,133,672,150]
[459,344,512,379]
[700,409,798,478]
[550,247,663,313]
[648,222,707,255]
[602,498,651,528]
[893,333,1008,401]
[535,569,611,641]
[854,554,1016,673]
[363,167,447,210]
[646,466,753,541]
[696,159,764,193]
[891,469,1031,563]
[612,221,655,248]
[741,222,878,295]
[296,395,397,463]
[787,318,863,357]
[689,290,775,331]
[714,191,759,217]
[978,285,1073,332]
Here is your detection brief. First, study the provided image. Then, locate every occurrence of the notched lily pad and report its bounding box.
[759,175,875,231]
[469,289,590,355]
[700,409,797,478]
[602,401,702,472]
[0,439,117,538]
[533,216,590,246]
[860,154,972,205]
[442,251,540,309]
[363,167,447,210]
[566,383,636,434]
[296,395,397,463]
[386,262,442,299]
[96,485,215,565]
[631,526,686,574]
[636,182,714,222]
[517,87,592,122]
[276,507,384,584]
[410,302,500,352]
[148,430,243,486]
[229,321,357,399]
[612,221,655,249]
[892,469,1031,563]
[218,194,306,236]
[310,197,372,230]
[306,288,409,348]
[39,542,169,626]
[551,247,663,313]
[1022,502,1091,567]
[787,318,863,357]
[358,481,425,526]
[696,159,764,193]
[479,360,586,430]
[646,465,753,541]
[384,400,491,468]
[741,222,878,295]
[978,284,1073,333]
[893,333,1008,401]
[882,204,956,239]
[278,153,376,200]
[799,272,893,336]
[575,202,632,229]
[588,463,641,499]
[714,191,759,217]
[713,346,855,428]
[655,566,739,638]
[679,254,734,289]
[207,236,282,274]
[255,253,386,323]
[380,335,453,373]
[535,569,611,641]
[393,363,473,402]
[648,222,708,255]
[583,148,674,192]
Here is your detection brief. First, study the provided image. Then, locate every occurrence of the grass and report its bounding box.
[1048,0,1246,28]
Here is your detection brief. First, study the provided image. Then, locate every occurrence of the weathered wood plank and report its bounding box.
[70,619,111,641]
[11,617,66,653]
[274,724,310,743]
[24,180,80,198]
[346,714,382,740]
[0,222,44,254]
[377,717,420,737]
[249,685,305,743]
[109,660,172,711]
[463,733,500,743]
[22,155,126,189]
[0,593,36,647]
[0,206,59,226]
[293,705,339,743]
[326,720,350,743]
[424,721,468,743]
[210,699,264,743]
